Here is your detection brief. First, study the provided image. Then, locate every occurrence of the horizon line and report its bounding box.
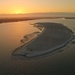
[0,12,75,15]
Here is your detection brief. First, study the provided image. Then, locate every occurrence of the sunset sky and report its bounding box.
[0,0,75,14]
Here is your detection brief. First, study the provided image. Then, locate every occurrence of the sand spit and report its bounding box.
[12,22,74,58]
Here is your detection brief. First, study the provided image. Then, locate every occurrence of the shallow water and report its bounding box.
[0,19,75,75]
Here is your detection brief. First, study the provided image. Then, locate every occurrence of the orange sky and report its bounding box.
[0,0,75,14]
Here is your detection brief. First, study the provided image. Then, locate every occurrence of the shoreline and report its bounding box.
[0,17,75,24]
[12,22,74,58]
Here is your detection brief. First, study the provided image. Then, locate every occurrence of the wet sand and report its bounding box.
[12,22,74,57]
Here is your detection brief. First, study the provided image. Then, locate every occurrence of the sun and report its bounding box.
[11,8,28,14]
[15,11,22,14]
[15,10,24,14]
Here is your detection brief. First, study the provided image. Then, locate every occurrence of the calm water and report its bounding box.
[0,19,75,75]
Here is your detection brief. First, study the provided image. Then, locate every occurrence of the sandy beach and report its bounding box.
[12,22,74,57]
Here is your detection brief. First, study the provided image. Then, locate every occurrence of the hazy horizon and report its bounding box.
[0,0,75,14]
[0,12,75,18]
[0,12,75,15]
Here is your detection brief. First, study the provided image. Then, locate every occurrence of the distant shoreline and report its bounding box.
[12,22,74,58]
[0,17,75,24]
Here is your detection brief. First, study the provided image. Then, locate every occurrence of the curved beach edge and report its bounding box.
[12,22,74,58]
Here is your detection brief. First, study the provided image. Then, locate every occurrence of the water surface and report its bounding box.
[0,19,75,75]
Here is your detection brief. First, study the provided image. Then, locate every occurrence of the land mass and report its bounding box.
[0,17,75,23]
[12,22,74,57]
